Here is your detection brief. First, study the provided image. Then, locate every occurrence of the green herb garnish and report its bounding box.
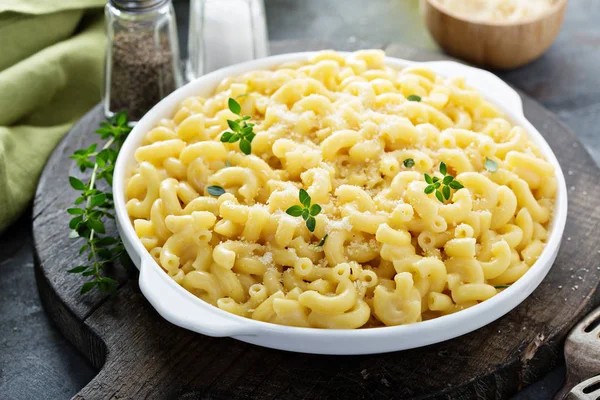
[225,160,232,167]
[286,189,321,232]
[424,162,464,203]
[403,158,415,168]
[207,185,226,197]
[314,234,328,247]
[220,98,255,155]
[484,157,498,172]
[494,285,511,289]
[407,95,422,102]
[67,111,132,294]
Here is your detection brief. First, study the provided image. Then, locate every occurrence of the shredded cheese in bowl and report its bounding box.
[433,0,558,23]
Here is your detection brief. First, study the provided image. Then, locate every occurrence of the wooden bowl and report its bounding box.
[421,0,567,70]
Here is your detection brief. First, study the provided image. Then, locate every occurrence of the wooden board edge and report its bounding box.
[33,242,108,371]
[30,45,600,399]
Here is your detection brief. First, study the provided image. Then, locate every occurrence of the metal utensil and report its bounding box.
[566,375,600,400]
[555,306,600,399]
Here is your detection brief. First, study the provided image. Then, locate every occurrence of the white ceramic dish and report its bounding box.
[113,52,568,355]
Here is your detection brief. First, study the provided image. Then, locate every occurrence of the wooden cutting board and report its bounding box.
[32,41,600,400]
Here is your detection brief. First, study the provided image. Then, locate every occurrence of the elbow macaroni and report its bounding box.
[126,50,556,329]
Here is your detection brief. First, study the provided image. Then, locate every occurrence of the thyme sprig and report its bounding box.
[220,98,256,155]
[286,189,321,232]
[207,185,226,196]
[67,111,132,294]
[313,234,328,247]
[424,162,464,203]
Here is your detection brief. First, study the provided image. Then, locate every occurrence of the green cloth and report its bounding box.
[0,1,104,14]
[0,1,105,233]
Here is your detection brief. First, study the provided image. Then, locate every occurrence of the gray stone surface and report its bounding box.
[0,212,96,400]
[2,0,599,399]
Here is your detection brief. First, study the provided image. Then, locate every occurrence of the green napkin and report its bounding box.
[0,1,105,233]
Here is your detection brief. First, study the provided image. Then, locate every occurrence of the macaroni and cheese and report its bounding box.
[126,50,556,329]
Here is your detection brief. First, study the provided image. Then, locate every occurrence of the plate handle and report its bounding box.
[138,256,255,337]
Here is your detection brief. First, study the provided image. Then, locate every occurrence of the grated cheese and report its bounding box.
[258,252,273,265]
[327,216,353,232]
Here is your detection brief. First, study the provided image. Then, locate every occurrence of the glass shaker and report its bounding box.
[186,0,269,81]
[104,0,183,121]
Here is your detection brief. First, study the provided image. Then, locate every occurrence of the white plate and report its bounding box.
[113,52,568,355]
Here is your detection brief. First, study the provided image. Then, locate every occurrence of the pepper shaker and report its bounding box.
[104,0,183,121]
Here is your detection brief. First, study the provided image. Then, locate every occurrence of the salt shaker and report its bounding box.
[104,0,183,121]
[186,0,269,81]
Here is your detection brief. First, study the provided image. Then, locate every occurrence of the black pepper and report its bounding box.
[108,30,177,120]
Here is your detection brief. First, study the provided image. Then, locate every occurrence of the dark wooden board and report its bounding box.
[33,42,600,400]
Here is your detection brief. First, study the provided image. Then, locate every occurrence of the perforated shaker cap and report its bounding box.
[109,0,170,12]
